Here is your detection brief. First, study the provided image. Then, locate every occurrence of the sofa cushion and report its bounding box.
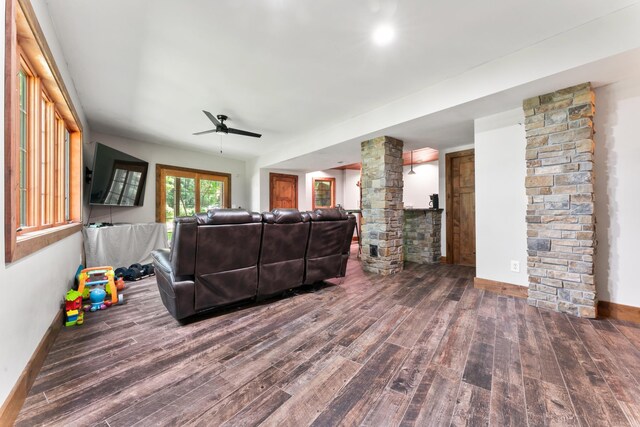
[310,207,348,221]
[262,208,306,224]
[196,208,262,225]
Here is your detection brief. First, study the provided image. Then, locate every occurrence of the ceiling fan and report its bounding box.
[193,110,262,138]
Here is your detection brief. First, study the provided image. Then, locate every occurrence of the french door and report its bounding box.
[156,164,231,240]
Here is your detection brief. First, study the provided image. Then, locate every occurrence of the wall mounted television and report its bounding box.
[88,142,149,206]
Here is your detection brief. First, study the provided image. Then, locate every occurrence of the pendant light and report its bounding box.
[408,150,416,175]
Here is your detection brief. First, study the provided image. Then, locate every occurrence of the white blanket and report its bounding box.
[83,223,169,268]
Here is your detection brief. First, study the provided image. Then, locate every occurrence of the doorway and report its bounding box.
[445,149,476,266]
[156,164,231,240]
[269,173,298,210]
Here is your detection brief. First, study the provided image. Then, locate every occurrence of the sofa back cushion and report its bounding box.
[304,208,351,284]
[194,209,263,311]
[258,209,310,297]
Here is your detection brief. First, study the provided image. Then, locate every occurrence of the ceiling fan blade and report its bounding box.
[227,127,262,138]
[203,110,221,127]
[192,129,217,135]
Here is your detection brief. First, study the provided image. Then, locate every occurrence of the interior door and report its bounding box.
[446,149,476,266]
[270,173,298,210]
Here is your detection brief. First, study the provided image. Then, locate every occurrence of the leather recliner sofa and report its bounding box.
[152,207,356,320]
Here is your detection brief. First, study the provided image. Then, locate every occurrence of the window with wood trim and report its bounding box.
[5,0,83,262]
[312,177,336,210]
[156,164,231,240]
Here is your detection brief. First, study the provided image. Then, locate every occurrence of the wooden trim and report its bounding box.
[155,165,162,223]
[5,0,18,263]
[16,0,82,131]
[598,301,640,323]
[156,163,232,223]
[5,0,83,263]
[311,177,336,210]
[0,308,63,426]
[269,173,298,211]
[13,223,82,261]
[440,256,447,264]
[474,277,528,299]
[445,149,475,265]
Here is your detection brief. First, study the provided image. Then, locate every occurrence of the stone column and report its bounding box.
[360,136,404,275]
[523,82,597,318]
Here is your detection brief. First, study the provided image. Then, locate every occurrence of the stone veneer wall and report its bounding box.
[523,82,597,318]
[360,136,404,275]
[403,209,442,264]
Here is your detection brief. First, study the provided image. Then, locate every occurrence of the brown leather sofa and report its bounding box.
[152,207,356,320]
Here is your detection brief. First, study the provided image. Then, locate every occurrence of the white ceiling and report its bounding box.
[270,47,640,171]
[47,0,637,160]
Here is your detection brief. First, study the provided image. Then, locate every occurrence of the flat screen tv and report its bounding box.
[89,143,149,206]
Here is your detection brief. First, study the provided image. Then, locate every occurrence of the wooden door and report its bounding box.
[446,149,475,266]
[269,173,298,210]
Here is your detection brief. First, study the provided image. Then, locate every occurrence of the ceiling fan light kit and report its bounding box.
[193,110,262,138]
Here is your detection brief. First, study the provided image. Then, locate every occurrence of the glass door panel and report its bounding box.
[200,179,224,211]
[165,175,196,241]
[158,165,231,243]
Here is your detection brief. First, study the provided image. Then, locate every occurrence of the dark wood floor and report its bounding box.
[16,252,640,426]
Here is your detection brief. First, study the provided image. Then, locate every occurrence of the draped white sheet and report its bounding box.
[82,223,168,268]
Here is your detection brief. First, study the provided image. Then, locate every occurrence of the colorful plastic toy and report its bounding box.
[89,287,107,311]
[65,289,84,326]
[77,266,124,311]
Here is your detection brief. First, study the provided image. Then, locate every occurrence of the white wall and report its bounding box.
[403,162,439,208]
[474,109,528,287]
[342,169,360,210]
[0,0,88,406]
[439,143,475,256]
[85,133,247,224]
[594,77,640,307]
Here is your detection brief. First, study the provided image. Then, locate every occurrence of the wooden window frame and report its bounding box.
[155,164,232,223]
[311,177,336,210]
[5,0,83,263]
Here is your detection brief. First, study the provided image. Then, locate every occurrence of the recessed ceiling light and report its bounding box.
[372,24,395,46]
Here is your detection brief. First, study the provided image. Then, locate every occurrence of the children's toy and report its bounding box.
[77,266,124,312]
[89,287,107,311]
[65,289,84,326]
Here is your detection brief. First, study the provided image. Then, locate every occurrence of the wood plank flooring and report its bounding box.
[15,252,640,426]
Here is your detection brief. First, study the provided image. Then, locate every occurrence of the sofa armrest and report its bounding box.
[152,248,172,274]
[152,248,196,320]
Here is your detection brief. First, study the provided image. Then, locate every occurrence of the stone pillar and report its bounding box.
[360,136,404,275]
[403,209,443,264]
[523,83,597,318]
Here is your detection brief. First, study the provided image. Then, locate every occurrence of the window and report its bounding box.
[18,69,28,227]
[312,177,336,210]
[156,164,231,240]
[5,0,83,262]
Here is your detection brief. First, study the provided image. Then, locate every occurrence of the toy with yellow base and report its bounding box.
[77,266,124,308]
[65,289,84,326]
